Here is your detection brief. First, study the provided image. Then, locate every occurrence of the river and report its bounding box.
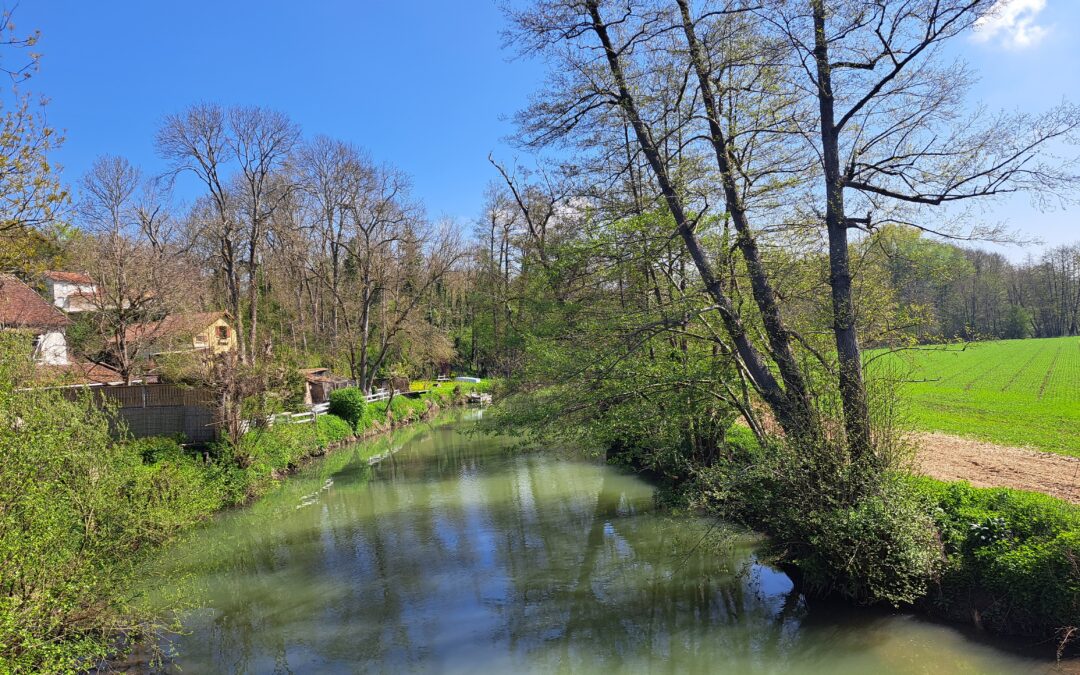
[144,413,1070,673]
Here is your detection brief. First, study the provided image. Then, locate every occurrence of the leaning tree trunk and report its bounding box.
[676,0,819,442]
[585,0,818,442]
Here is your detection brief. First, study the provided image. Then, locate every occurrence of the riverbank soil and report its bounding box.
[913,432,1080,504]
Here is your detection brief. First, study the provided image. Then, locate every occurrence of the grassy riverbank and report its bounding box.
[0,380,489,673]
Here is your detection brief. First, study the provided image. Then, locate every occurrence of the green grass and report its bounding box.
[871,336,1080,457]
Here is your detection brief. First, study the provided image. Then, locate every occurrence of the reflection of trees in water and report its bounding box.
[163,427,808,672]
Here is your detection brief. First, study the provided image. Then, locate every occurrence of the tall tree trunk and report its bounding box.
[358,283,372,392]
[811,1,872,460]
[246,233,259,364]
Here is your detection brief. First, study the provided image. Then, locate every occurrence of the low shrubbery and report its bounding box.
[317,412,354,444]
[694,438,942,608]
[909,477,1079,639]
[691,433,1078,644]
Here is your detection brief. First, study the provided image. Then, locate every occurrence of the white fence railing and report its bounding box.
[365,388,390,403]
[239,389,392,434]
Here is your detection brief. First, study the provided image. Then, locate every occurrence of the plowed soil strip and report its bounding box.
[913,432,1080,504]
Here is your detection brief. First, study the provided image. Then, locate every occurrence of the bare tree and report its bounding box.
[227,106,300,360]
[74,155,195,383]
[157,104,245,359]
[157,104,300,365]
[293,136,371,340]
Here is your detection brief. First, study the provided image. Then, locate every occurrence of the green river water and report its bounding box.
[145,413,1072,674]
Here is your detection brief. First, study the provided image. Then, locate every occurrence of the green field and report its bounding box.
[872,336,1080,457]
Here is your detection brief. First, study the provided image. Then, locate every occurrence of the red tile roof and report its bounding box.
[0,274,71,329]
[36,361,125,385]
[43,270,94,285]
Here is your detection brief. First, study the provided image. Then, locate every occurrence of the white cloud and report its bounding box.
[973,0,1049,49]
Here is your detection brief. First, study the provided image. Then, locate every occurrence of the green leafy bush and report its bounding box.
[801,485,942,606]
[328,387,367,430]
[317,414,354,444]
[909,477,1080,638]
[694,439,943,608]
[128,434,188,463]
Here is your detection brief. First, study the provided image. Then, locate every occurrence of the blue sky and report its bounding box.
[13,1,1080,257]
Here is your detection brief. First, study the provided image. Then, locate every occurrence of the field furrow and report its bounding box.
[872,337,1080,457]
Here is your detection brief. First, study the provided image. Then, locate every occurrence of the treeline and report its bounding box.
[869,228,1080,343]
[53,109,474,390]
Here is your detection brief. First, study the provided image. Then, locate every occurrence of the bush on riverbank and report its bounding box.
[328,388,367,430]
[694,437,943,607]
[691,434,1079,643]
[909,477,1079,640]
[0,389,230,673]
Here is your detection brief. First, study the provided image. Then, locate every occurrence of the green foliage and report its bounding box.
[872,337,1080,456]
[63,312,101,356]
[385,395,429,424]
[1001,305,1033,340]
[723,425,760,462]
[316,413,354,444]
[328,387,367,430]
[128,434,188,463]
[696,441,942,608]
[0,387,223,672]
[909,477,1079,638]
[802,487,943,606]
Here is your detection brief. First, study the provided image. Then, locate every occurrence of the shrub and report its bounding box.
[317,414,354,444]
[695,440,942,608]
[909,477,1080,638]
[126,456,224,543]
[328,387,367,430]
[801,483,942,606]
[128,434,188,463]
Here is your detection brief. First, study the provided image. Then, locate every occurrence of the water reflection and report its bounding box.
[149,421,1069,674]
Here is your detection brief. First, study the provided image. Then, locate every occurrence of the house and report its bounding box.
[300,367,353,405]
[122,311,237,358]
[0,273,71,365]
[42,270,99,314]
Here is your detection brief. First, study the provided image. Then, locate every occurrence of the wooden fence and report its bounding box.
[49,383,218,443]
[56,383,214,408]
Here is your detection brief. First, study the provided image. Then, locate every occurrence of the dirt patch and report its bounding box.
[912,432,1080,504]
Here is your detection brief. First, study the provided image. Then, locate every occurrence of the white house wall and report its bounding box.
[35,331,70,365]
[47,280,98,313]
